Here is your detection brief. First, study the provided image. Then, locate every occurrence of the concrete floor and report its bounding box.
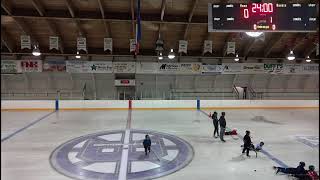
[1,109,319,180]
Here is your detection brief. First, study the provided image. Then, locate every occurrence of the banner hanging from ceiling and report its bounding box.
[20,35,31,49]
[49,36,59,50]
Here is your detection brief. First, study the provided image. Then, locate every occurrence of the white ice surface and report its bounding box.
[1,109,319,180]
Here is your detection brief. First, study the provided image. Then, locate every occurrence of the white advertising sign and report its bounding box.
[264,63,284,74]
[1,60,18,74]
[283,64,303,74]
[77,37,87,51]
[178,40,188,54]
[222,63,242,74]
[203,40,213,54]
[130,39,136,52]
[201,64,223,74]
[104,38,113,52]
[227,42,235,55]
[158,63,180,74]
[20,35,31,49]
[49,36,59,50]
[241,63,264,74]
[18,60,42,72]
[179,63,201,74]
[136,62,158,74]
[301,64,319,74]
[66,61,113,73]
[113,62,136,73]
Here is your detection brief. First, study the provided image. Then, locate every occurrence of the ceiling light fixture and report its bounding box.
[32,45,41,56]
[158,52,163,60]
[305,56,311,62]
[234,54,239,62]
[286,50,295,61]
[75,51,81,59]
[168,49,175,59]
[245,32,263,37]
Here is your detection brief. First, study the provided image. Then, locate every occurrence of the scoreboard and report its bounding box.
[208,3,318,32]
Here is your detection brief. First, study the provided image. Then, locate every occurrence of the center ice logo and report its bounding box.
[50,129,194,180]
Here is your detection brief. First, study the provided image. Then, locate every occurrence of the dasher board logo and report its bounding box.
[158,63,180,73]
[18,60,42,72]
[179,63,201,74]
[50,129,194,180]
[264,63,283,74]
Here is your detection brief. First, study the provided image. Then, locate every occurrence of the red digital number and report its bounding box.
[252,3,273,13]
[243,9,249,18]
[262,3,268,12]
[268,3,273,12]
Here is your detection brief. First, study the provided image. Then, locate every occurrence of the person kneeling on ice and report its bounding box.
[143,135,151,155]
[273,162,306,175]
[241,141,264,157]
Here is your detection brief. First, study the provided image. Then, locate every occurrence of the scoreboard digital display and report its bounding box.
[208,3,318,32]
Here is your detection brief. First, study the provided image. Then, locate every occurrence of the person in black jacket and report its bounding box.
[143,135,151,155]
[219,112,226,142]
[273,162,306,175]
[242,130,252,157]
[212,112,219,138]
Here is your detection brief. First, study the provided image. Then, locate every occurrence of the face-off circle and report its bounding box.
[50,129,194,180]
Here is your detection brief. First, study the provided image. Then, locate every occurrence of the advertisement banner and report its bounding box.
[221,63,242,74]
[264,63,284,74]
[18,60,42,72]
[241,63,264,74]
[158,63,180,74]
[201,64,223,74]
[301,64,319,74]
[283,64,303,74]
[179,63,201,74]
[136,62,158,74]
[1,60,18,74]
[43,60,66,72]
[66,61,113,73]
[113,62,136,73]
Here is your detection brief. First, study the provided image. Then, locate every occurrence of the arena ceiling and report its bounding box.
[1,0,319,61]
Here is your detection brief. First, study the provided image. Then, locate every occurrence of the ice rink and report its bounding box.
[1,108,319,180]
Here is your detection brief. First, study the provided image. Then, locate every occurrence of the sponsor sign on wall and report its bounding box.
[136,62,158,74]
[301,64,319,74]
[113,62,136,73]
[179,63,201,74]
[114,79,135,86]
[201,64,223,74]
[158,63,180,74]
[66,61,113,73]
[43,60,66,72]
[221,63,242,74]
[264,63,284,74]
[283,64,303,74]
[241,63,264,74]
[1,60,18,74]
[18,60,42,72]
